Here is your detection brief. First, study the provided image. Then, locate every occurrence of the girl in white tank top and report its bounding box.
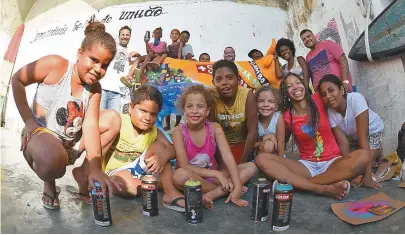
[13,21,119,209]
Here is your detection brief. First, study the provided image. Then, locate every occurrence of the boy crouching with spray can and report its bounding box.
[103,85,185,212]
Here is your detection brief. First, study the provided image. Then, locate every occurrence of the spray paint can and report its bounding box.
[184,179,203,224]
[91,181,112,227]
[141,175,158,216]
[271,181,293,231]
[251,178,271,222]
[144,30,151,42]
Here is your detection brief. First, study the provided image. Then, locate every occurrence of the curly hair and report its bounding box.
[177,84,217,111]
[81,21,116,56]
[255,85,280,107]
[275,38,296,57]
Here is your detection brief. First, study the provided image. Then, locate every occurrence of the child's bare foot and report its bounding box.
[202,186,227,210]
[202,193,214,210]
[72,167,91,203]
[240,186,248,196]
[320,181,350,200]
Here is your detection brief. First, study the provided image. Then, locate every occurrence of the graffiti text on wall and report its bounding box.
[119,6,164,20]
[29,5,165,43]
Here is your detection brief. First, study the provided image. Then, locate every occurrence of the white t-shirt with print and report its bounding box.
[182,44,194,59]
[327,92,384,140]
[99,44,129,94]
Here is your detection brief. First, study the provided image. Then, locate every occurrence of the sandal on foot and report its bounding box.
[66,185,92,205]
[163,197,185,213]
[42,186,61,210]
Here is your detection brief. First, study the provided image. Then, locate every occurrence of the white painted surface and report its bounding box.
[5,0,288,131]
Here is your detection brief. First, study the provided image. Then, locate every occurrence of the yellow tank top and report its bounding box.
[213,87,249,145]
[104,114,157,172]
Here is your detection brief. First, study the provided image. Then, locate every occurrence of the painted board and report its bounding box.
[331,192,405,225]
[348,0,405,61]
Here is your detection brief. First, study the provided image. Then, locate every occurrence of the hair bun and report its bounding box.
[84,21,106,36]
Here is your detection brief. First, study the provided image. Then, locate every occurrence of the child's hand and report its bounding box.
[145,154,164,174]
[88,168,122,196]
[215,171,234,192]
[225,186,249,207]
[263,134,278,150]
[21,119,40,152]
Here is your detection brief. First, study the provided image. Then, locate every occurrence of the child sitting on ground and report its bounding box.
[172,84,257,210]
[255,86,285,157]
[104,85,185,212]
[167,29,182,59]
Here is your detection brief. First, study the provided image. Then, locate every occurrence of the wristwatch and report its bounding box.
[342,80,350,84]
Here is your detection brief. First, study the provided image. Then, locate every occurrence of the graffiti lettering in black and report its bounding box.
[119,6,164,20]
[72,14,96,32]
[30,24,68,43]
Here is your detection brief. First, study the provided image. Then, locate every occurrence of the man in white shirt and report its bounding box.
[99,26,133,112]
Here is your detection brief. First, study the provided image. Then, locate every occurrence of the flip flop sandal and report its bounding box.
[66,185,92,205]
[42,186,61,210]
[162,196,185,213]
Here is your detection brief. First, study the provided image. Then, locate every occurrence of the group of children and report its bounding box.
[128,27,211,79]
[13,21,384,213]
[125,26,211,132]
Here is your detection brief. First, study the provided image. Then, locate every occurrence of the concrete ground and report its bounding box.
[1,128,404,233]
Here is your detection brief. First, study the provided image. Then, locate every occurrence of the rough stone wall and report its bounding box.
[286,0,405,154]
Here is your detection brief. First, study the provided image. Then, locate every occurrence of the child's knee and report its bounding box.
[261,140,275,154]
[172,168,191,187]
[100,109,121,134]
[145,141,166,160]
[36,160,67,181]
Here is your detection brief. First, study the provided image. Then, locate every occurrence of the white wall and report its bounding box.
[5,0,289,131]
[287,0,405,154]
